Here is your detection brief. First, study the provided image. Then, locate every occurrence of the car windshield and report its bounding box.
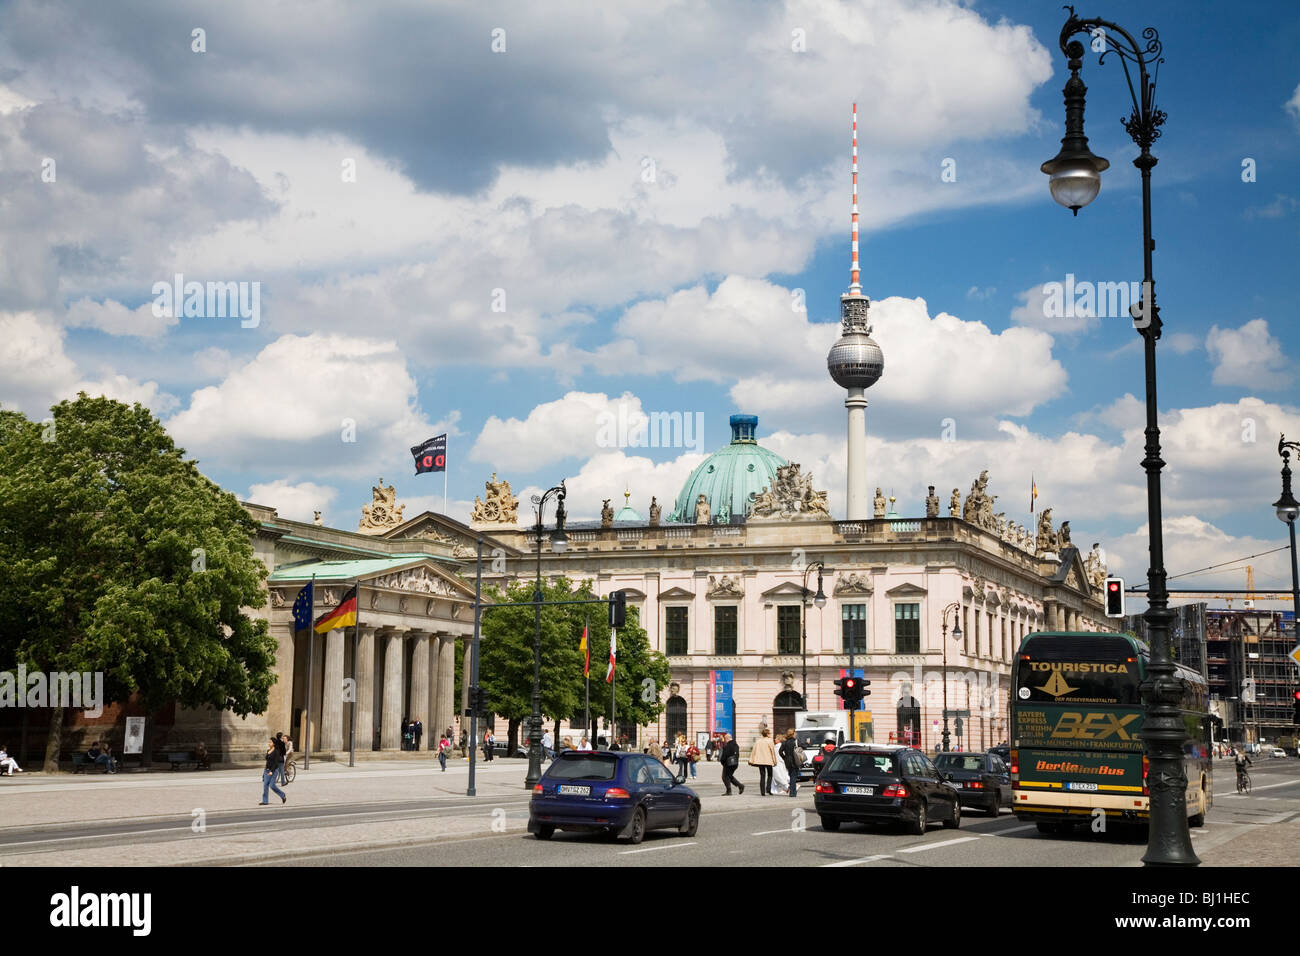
[797,730,836,749]
[545,755,619,781]
[825,752,898,776]
[935,755,985,772]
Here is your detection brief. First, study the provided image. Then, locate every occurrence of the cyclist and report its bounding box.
[1233,748,1252,791]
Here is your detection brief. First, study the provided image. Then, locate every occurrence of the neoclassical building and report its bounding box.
[477,415,1116,754]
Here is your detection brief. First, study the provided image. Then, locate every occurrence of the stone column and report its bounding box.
[380,629,405,750]
[409,631,431,749]
[437,634,457,740]
[321,628,345,751]
[354,625,376,751]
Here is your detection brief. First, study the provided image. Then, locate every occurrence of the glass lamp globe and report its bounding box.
[1048,161,1104,214]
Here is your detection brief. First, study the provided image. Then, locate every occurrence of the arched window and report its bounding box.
[666,695,687,742]
[772,690,804,737]
[896,694,921,749]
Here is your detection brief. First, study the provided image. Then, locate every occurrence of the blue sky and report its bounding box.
[1,0,1297,600]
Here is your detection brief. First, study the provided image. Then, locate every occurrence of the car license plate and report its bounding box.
[841,785,874,795]
[557,785,591,796]
[1067,782,1098,792]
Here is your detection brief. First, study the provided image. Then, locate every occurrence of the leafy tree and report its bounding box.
[477,576,668,751]
[0,396,277,769]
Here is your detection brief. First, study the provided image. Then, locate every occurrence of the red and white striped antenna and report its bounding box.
[850,102,861,294]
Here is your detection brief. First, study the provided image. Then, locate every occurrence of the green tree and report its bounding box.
[476,577,668,751]
[0,395,277,769]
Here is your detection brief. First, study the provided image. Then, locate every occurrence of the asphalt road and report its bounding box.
[267,760,1300,868]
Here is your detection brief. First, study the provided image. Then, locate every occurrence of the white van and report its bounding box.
[793,712,850,779]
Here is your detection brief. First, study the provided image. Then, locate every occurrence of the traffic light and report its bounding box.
[609,590,626,628]
[467,685,492,717]
[1293,689,1300,725]
[1104,577,1125,618]
[834,675,871,710]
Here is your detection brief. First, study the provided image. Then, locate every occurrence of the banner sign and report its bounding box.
[411,434,447,474]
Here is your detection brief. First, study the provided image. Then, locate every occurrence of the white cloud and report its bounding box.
[166,333,451,478]
[471,392,661,473]
[1108,515,1293,596]
[66,297,177,338]
[247,479,338,524]
[1010,282,1099,336]
[1286,83,1300,122]
[68,373,177,416]
[1206,319,1290,389]
[515,450,707,525]
[0,311,78,415]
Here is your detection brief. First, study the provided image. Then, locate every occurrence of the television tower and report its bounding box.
[826,103,884,520]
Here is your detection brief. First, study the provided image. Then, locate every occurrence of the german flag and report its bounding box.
[314,584,358,633]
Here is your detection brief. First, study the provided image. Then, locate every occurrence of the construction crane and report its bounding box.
[1165,565,1291,607]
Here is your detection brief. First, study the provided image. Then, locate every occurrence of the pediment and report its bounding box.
[613,587,648,601]
[658,586,695,601]
[382,510,520,557]
[885,582,928,597]
[362,562,476,600]
[761,581,810,600]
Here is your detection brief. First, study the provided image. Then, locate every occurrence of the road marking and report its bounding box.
[823,854,892,867]
[985,823,1036,836]
[619,841,698,855]
[751,827,804,836]
[898,836,981,853]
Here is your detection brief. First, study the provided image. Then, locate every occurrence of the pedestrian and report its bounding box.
[280,734,292,779]
[559,735,574,755]
[401,716,410,751]
[274,732,289,786]
[87,740,115,774]
[661,739,672,763]
[0,745,22,775]
[719,732,744,795]
[542,729,555,762]
[771,742,790,795]
[458,728,468,758]
[260,736,287,805]
[705,735,716,762]
[577,735,591,752]
[673,734,690,782]
[778,729,800,798]
[686,739,700,778]
[748,727,777,796]
[414,718,424,752]
[483,729,495,761]
[195,740,211,770]
[437,732,450,771]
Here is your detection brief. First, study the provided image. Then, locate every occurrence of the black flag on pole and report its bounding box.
[411,434,447,474]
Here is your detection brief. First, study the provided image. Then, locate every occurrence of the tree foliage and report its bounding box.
[0,396,277,757]
[477,577,669,742]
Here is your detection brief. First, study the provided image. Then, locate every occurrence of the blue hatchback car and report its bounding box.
[528,750,701,844]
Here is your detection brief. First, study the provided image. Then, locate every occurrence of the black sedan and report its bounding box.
[813,744,960,834]
[934,751,1012,816]
[528,751,701,844]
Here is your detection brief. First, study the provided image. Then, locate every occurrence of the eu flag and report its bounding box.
[292,581,314,633]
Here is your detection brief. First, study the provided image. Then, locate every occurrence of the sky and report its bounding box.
[1,0,1298,608]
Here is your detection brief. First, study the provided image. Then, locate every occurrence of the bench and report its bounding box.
[164,751,199,770]
[71,753,116,773]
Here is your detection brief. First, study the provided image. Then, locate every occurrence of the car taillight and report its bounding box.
[815,780,836,794]
[967,781,983,789]
[605,787,630,800]
[1142,756,1149,796]
[882,784,909,798]
[533,784,543,794]
[1009,749,1018,776]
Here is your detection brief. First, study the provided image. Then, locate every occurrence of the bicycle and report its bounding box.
[1235,767,1250,794]
[282,757,296,786]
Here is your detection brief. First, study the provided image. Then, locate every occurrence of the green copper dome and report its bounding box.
[668,415,788,523]
[614,490,642,522]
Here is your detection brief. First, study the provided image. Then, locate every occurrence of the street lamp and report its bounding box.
[940,602,963,753]
[800,561,827,705]
[525,481,567,790]
[1042,9,1195,867]
[1274,436,1300,643]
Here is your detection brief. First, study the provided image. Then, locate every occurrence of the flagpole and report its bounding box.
[443,438,448,515]
[305,573,315,772]
[609,626,617,749]
[349,579,359,769]
[583,610,590,746]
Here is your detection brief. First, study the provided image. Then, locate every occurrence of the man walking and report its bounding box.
[413,718,424,752]
[542,729,556,762]
[719,732,744,795]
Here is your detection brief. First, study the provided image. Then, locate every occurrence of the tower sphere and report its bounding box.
[828,331,884,389]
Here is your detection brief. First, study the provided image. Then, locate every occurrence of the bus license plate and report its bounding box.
[842,786,874,795]
[1067,782,1098,792]
[558,785,591,796]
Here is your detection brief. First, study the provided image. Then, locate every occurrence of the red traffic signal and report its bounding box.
[1104,577,1125,618]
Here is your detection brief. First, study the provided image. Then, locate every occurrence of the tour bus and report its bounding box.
[1009,630,1212,834]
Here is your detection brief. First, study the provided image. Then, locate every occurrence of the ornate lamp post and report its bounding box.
[940,602,963,753]
[525,482,567,790]
[1042,8,1196,866]
[1274,436,1300,640]
[800,562,827,705]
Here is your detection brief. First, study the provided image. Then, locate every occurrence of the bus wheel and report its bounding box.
[1189,781,1206,828]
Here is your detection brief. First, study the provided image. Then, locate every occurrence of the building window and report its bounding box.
[665,695,687,741]
[962,605,970,656]
[1001,618,1008,660]
[777,605,801,655]
[842,604,867,654]
[665,606,689,656]
[714,606,738,655]
[894,603,920,654]
[974,608,981,657]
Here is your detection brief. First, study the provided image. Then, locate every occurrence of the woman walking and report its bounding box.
[437,732,451,771]
[748,727,777,796]
[778,729,800,798]
[260,737,287,805]
[673,734,691,783]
